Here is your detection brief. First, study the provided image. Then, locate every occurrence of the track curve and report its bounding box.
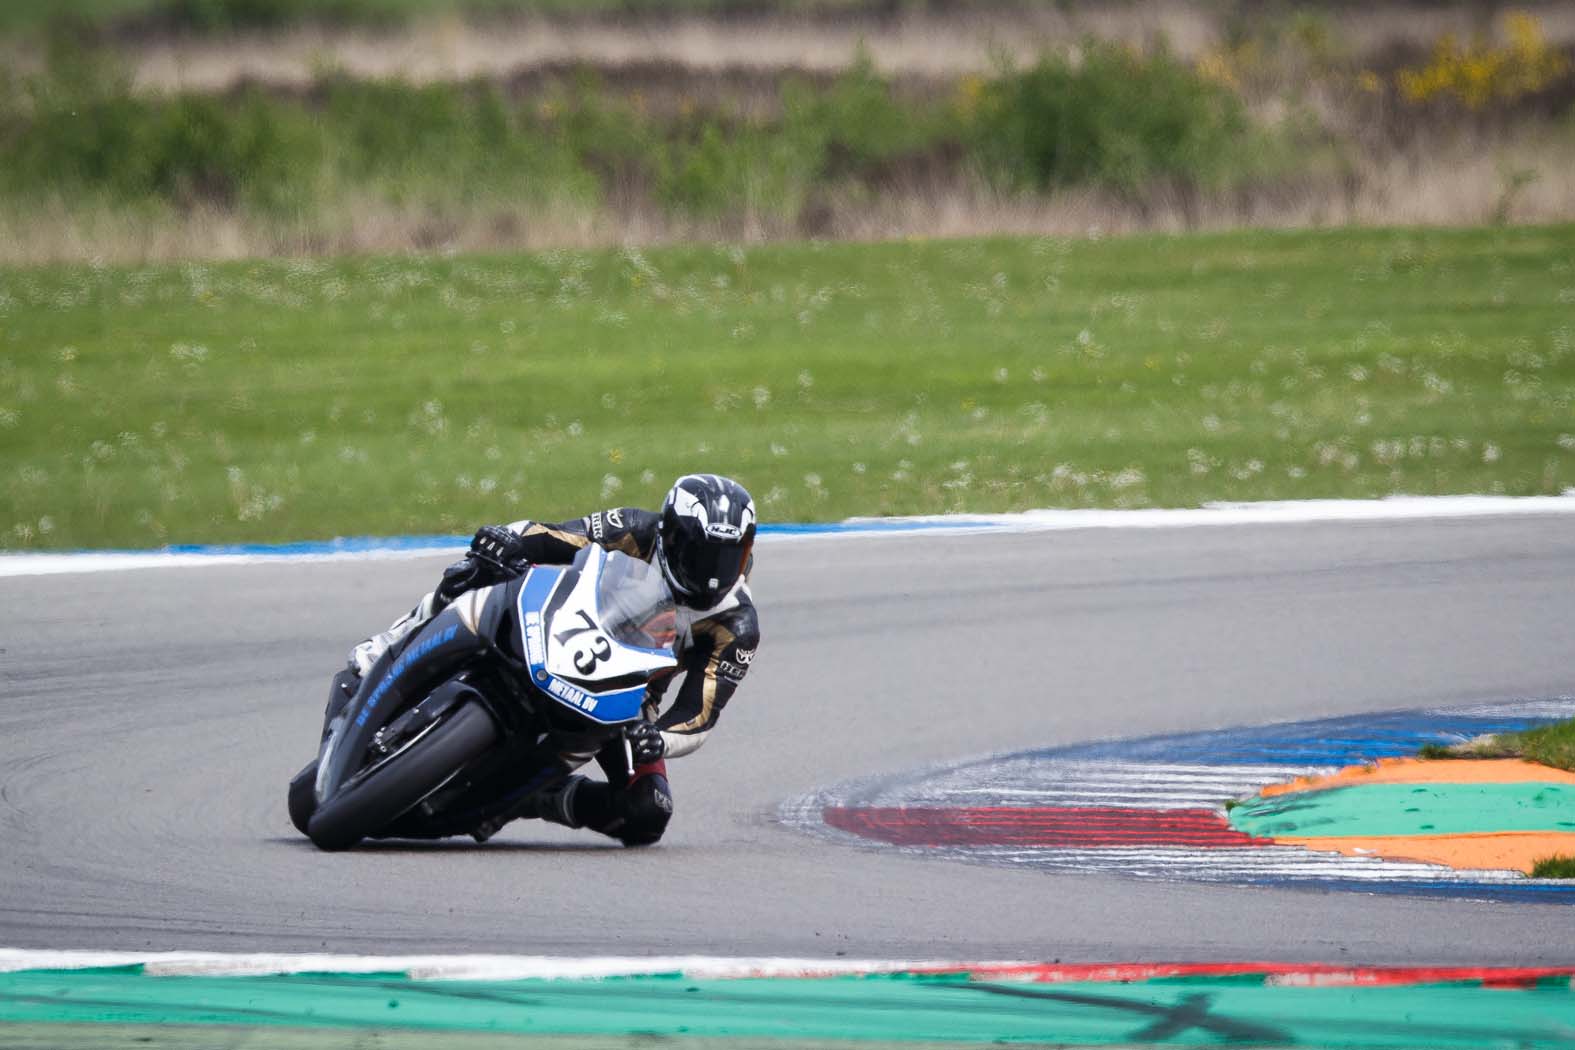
[2,517,1573,962]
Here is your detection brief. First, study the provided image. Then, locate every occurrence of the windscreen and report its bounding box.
[594,550,680,653]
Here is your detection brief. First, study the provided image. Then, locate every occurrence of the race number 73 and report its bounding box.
[554,611,612,674]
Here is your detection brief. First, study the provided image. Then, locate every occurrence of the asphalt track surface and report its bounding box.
[2,517,1573,964]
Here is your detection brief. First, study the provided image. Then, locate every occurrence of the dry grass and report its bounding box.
[832,135,1575,235]
[9,7,1211,90]
[7,130,1573,265]
[5,2,1574,93]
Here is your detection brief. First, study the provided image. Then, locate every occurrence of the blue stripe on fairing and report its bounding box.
[43,520,993,560]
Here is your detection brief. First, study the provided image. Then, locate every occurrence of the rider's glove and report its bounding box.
[469,524,528,572]
[626,720,666,766]
[435,557,483,603]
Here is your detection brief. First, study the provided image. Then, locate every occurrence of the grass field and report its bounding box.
[2,224,1573,550]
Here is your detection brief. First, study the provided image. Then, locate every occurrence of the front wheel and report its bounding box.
[306,701,498,851]
[288,761,318,835]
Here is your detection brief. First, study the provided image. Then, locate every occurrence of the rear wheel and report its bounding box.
[306,701,498,851]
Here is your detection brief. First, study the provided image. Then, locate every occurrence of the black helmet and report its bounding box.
[656,474,756,608]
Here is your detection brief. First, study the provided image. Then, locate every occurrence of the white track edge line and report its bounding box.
[5,494,1575,578]
[0,950,1002,980]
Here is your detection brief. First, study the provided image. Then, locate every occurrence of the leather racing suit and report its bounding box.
[348,507,761,846]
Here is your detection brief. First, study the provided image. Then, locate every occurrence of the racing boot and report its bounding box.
[470,775,588,843]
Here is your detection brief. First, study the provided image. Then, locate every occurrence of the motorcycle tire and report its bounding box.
[288,760,318,835]
[306,700,498,851]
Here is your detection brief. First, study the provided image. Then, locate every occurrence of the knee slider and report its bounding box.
[617,773,673,846]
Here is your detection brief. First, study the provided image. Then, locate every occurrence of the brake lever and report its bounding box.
[468,549,514,577]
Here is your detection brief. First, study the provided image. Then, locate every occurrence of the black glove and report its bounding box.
[469,524,528,573]
[625,720,666,766]
[435,557,485,603]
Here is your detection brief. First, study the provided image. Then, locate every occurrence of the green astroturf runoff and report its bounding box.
[1229,781,1575,838]
[4,967,1575,1047]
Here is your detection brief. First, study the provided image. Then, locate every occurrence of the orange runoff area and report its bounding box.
[1277,831,1575,874]
[1257,757,1575,798]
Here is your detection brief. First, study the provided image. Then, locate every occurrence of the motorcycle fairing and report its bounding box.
[516,550,677,726]
[315,597,500,803]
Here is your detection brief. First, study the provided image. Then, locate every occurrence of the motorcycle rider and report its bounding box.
[329,474,760,847]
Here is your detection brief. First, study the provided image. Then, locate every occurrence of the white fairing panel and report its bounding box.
[544,548,676,692]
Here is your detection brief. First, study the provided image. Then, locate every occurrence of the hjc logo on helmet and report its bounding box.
[704,522,743,540]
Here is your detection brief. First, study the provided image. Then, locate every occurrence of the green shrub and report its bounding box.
[549,73,660,188]
[149,92,316,208]
[972,39,1250,194]
[0,37,1273,231]
[659,120,818,219]
[2,77,316,210]
[324,77,506,196]
[782,53,951,178]
[652,58,942,218]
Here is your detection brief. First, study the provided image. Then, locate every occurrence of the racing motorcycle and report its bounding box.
[287,544,680,850]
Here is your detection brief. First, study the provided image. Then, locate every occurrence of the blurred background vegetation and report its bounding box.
[2,2,1573,546]
[1,1,1573,261]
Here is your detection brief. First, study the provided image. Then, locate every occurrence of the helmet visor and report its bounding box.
[669,533,748,599]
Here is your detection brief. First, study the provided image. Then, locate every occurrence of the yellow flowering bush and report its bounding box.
[955,74,987,117]
[1397,11,1570,109]
[1196,49,1243,93]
